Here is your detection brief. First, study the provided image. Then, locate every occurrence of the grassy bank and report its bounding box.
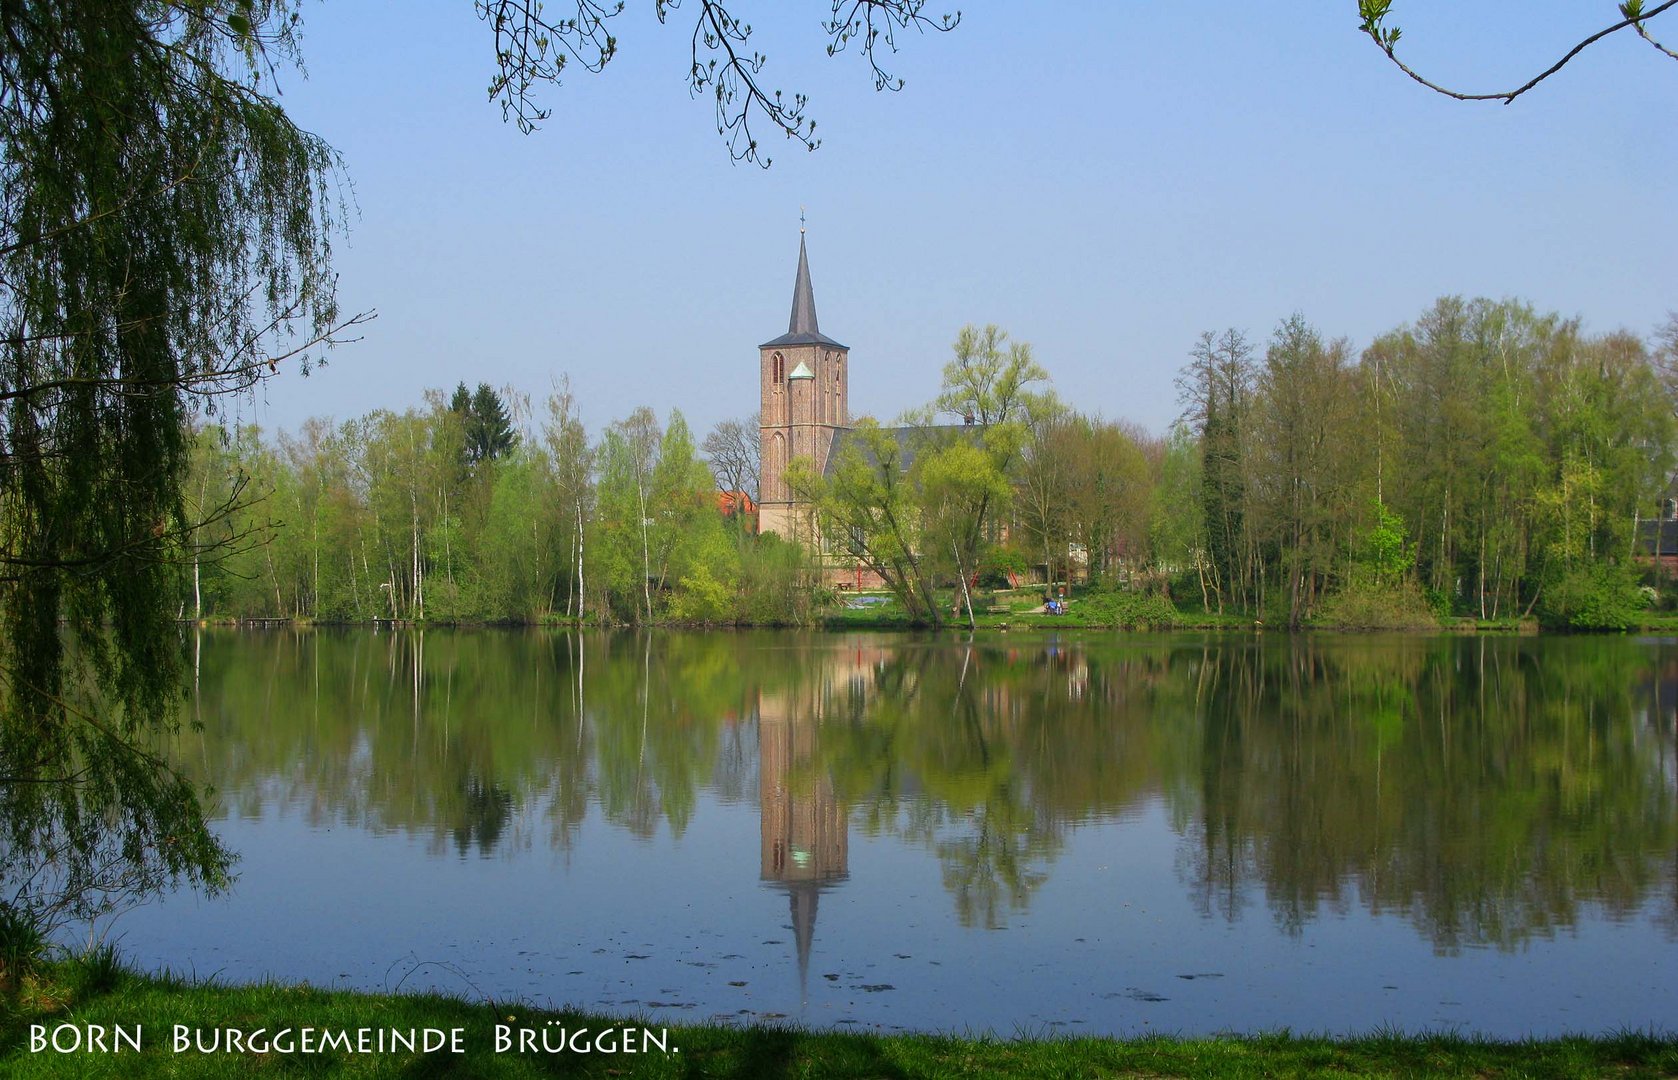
[4,963,1677,1078]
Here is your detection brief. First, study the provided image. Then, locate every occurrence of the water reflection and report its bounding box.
[757,658,852,994]
[179,630,1678,958]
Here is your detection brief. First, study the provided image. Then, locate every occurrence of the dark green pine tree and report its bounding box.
[451,381,519,465]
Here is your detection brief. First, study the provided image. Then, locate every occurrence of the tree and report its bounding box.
[645,410,716,597]
[597,407,662,622]
[476,1,961,163]
[1149,426,1209,607]
[451,382,520,466]
[0,2,368,928]
[543,378,595,620]
[793,419,944,622]
[1358,0,1677,104]
[1063,417,1155,584]
[1014,405,1078,589]
[1179,329,1255,613]
[1247,314,1354,626]
[1653,311,1678,413]
[934,324,1051,581]
[702,413,761,501]
[918,437,1011,627]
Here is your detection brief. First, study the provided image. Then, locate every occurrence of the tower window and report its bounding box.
[772,352,784,385]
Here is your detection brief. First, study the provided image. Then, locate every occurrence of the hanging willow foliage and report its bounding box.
[0,1,354,924]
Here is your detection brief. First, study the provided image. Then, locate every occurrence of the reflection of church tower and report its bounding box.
[758,683,849,997]
[757,226,849,540]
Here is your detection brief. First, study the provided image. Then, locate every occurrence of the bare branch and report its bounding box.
[1634,12,1678,59]
[474,1,958,165]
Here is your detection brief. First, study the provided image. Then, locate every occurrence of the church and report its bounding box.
[753,230,975,591]
[755,228,850,542]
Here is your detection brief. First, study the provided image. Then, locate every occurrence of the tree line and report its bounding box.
[186,301,1678,631]
[1156,299,1677,629]
[185,381,814,626]
[798,300,1678,630]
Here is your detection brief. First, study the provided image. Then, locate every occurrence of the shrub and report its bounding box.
[0,903,50,996]
[977,546,1028,589]
[68,942,131,997]
[1075,590,1180,629]
[1317,581,1441,631]
[1537,562,1642,632]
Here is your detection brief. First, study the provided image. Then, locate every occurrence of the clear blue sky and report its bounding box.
[243,2,1678,442]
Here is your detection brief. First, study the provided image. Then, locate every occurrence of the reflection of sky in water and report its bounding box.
[112,793,1677,1037]
[104,631,1678,1037]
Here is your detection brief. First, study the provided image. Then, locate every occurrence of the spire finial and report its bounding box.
[799,205,806,235]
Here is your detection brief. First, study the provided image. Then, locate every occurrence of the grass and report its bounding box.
[4,962,1677,1078]
[819,587,1636,635]
[824,589,1260,633]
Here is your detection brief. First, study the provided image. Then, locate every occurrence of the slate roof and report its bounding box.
[761,233,847,350]
[822,424,978,478]
[1638,518,1678,557]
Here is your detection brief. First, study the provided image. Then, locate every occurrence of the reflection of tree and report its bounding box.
[935,801,1050,930]
[453,778,514,856]
[172,629,1678,951]
[1178,636,1678,952]
[816,639,1097,927]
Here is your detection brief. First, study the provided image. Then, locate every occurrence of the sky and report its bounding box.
[239,2,1678,443]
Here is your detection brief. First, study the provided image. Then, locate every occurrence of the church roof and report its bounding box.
[822,424,977,479]
[787,360,813,379]
[761,233,847,350]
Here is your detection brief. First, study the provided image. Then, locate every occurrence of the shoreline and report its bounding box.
[174,613,1678,634]
[6,964,1677,1078]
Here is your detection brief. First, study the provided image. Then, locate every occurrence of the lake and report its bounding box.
[110,629,1678,1037]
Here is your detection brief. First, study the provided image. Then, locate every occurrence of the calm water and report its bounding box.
[111,630,1678,1036]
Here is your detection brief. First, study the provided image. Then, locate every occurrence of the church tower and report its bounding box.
[758,229,849,539]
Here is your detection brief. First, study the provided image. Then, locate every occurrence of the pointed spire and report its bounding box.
[761,226,845,350]
[787,232,820,336]
[789,884,819,1003]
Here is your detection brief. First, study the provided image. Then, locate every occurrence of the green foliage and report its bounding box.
[1537,561,1643,632]
[800,419,943,623]
[0,903,50,995]
[978,545,1027,588]
[1149,426,1203,573]
[1074,589,1180,630]
[668,563,735,624]
[450,382,520,466]
[735,532,819,625]
[1355,499,1415,588]
[65,941,131,998]
[0,0,340,924]
[1188,329,1253,613]
[1317,581,1441,631]
[937,324,1052,439]
[1163,298,1676,626]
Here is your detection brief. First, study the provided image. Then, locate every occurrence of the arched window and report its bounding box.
[772,352,784,386]
[769,431,786,500]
